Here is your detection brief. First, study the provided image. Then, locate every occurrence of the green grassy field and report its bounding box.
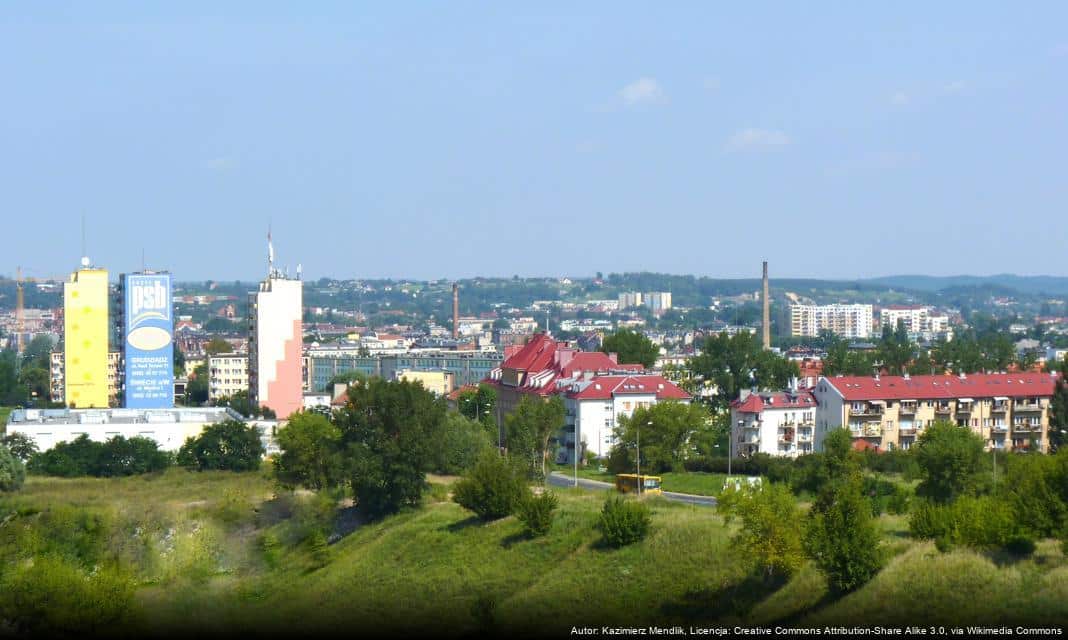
[0,469,1065,636]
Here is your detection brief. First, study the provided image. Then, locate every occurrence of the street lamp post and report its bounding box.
[636,422,641,496]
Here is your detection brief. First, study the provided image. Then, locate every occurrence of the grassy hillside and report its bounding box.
[0,470,1065,636]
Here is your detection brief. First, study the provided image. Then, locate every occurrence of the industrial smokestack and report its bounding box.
[762,261,771,350]
[452,283,459,339]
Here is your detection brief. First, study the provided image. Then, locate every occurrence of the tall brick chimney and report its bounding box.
[762,261,771,350]
[452,283,459,339]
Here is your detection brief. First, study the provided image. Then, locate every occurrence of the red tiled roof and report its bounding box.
[559,352,638,377]
[447,384,478,401]
[731,391,817,413]
[500,333,558,372]
[820,373,1058,401]
[565,375,690,401]
[853,439,881,453]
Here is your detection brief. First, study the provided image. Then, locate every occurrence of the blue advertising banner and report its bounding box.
[124,273,174,408]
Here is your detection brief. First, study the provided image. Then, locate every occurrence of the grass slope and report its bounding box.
[0,471,1065,636]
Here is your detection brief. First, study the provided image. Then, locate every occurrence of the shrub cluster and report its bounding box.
[910,496,1022,551]
[177,420,264,472]
[515,490,558,537]
[28,435,171,478]
[0,445,26,491]
[596,495,651,548]
[452,452,526,521]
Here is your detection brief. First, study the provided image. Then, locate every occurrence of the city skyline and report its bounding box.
[3,3,1068,280]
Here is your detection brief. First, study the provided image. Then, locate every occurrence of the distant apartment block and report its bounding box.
[394,369,455,397]
[879,306,950,339]
[618,292,643,309]
[790,303,873,339]
[209,354,249,401]
[812,373,1057,453]
[645,292,672,315]
[306,349,501,393]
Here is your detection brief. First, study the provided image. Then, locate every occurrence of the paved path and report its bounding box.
[547,472,717,507]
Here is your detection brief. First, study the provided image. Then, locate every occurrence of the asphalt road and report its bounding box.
[547,472,717,507]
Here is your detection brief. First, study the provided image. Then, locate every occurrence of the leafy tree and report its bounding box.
[334,377,445,517]
[329,370,369,391]
[822,428,860,479]
[18,366,50,404]
[204,337,234,356]
[19,335,54,370]
[456,383,498,436]
[804,476,884,593]
[94,437,171,476]
[688,332,799,411]
[609,401,709,474]
[913,421,985,503]
[1049,377,1068,453]
[504,395,565,481]
[185,363,209,406]
[822,337,875,376]
[999,452,1068,538]
[1,432,38,462]
[717,483,805,583]
[0,445,26,492]
[433,413,494,475]
[876,323,914,376]
[27,434,101,477]
[274,412,344,491]
[177,419,265,472]
[452,450,526,521]
[600,328,659,368]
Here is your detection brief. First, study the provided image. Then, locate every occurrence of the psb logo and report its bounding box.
[130,278,171,326]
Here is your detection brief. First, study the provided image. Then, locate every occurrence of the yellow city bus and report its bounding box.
[614,474,662,495]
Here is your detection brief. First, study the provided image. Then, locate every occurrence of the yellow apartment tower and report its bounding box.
[63,258,110,408]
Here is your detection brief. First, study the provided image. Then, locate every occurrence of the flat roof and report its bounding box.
[8,407,246,426]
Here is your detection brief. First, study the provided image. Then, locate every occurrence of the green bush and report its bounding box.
[433,413,494,476]
[717,483,805,582]
[0,444,26,492]
[452,451,526,521]
[1003,534,1036,556]
[805,478,884,593]
[596,495,651,548]
[515,490,558,537]
[0,555,136,635]
[177,419,265,472]
[910,496,1018,550]
[27,435,170,478]
[887,485,912,515]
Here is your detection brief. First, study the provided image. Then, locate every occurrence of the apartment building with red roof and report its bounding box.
[812,372,1059,453]
[482,333,691,464]
[730,389,818,458]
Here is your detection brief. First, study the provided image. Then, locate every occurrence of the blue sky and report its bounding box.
[3,3,1067,282]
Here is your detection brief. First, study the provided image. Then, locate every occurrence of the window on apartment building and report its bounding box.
[622,402,632,411]
[972,419,978,427]
[1030,416,1040,426]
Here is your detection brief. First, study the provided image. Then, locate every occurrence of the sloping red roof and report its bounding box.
[566,375,690,401]
[821,373,1058,401]
[731,391,817,413]
[853,439,881,453]
[500,333,558,372]
[559,352,639,377]
[446,384,478,402]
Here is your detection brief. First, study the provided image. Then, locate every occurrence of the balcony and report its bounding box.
[1013,423,1040,433]
[797,428,814,442]
[991,424,1008,433]
[898,403,917,415]
[898,427,917,436]
[850,423,883,438]
[778,428,795,444]
[851,403,885,417]
[934,404,953,414]
[957,402,974,414]
[1014,402,1042,412]
[991,402,1009,412]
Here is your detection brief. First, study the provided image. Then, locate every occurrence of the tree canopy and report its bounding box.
[609,401,709,474]
[504,395,565,481]
[688,332,799,410]
[600,328,659,369]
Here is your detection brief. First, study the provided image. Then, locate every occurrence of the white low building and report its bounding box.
[6,407,277,453]
[558,374,691,464]
[729,389,818,458]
